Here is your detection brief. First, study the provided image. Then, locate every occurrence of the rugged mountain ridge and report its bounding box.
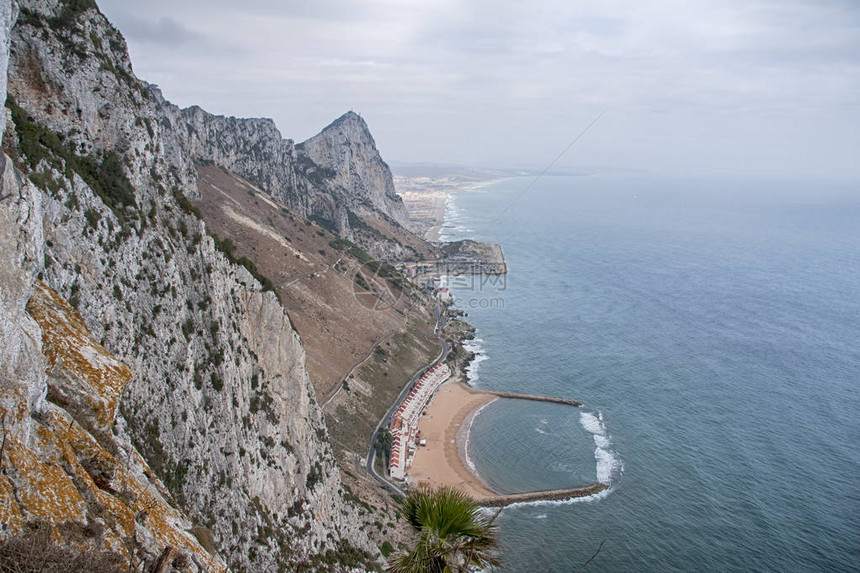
[1,0,385,570]
[155,93,410,240]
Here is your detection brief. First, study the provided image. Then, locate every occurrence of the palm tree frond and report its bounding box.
[387,486,501,573]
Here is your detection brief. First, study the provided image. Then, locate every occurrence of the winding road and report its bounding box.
[365,303,448,495]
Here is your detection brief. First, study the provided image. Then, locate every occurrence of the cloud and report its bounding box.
[95,0,860,176]
[106,14,202,48]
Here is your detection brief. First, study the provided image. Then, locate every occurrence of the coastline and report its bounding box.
[399,171,607,506]
[391,171,507,495]
[397,175,512,242]
[427,178,509,241]
[407,381,499,498]
[406,379,607,507]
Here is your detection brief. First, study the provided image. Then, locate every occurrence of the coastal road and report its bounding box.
[366,305,450,494]
[433,302,448,335]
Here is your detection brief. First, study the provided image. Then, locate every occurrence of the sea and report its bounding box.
[438,174,860,572]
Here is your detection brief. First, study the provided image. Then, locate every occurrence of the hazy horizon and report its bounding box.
[98,0,860,178]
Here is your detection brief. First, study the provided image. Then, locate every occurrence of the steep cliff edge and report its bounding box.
[190,166,442,497]
[6,278,229,570]
[0,84,224,566]
[1,1,381,570]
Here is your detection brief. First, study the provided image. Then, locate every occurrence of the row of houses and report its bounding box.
[388,362,452,480]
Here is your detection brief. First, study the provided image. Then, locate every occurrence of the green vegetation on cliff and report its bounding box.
[6,95,137,219]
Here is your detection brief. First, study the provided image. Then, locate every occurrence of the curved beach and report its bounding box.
[407,382,498,498]
[407,380,609,506]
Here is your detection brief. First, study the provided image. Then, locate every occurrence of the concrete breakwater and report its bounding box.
[464,386,583,407]
[454,384,596,505]
[477,482,608,507]
[405,381,592,501]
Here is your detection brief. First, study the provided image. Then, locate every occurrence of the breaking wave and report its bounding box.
[580,411,623,486]
[439,194,474,241]
[462,337,488,384]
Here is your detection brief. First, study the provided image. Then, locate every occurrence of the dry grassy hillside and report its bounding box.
[194,166,441,454]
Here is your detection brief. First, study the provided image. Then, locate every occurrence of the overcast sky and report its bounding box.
[97,0,860,177]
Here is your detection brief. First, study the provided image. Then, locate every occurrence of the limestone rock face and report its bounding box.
[0,155,44,417]
[298,111,409,228]
[153,95,298,204]
[1,1,380,571]
[0,0,13,137]
[0,135,225,569]
[155,94,408,235]
[22,281,228,571]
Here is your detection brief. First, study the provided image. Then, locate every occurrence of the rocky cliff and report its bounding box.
[1,0,382,570]
[155,93,410,241]
[297,111,409,228]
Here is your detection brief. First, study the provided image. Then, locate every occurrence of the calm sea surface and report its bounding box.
[439,174,860,572]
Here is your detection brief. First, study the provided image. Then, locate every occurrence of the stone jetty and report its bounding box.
[462,385,583,407]
[476,482,608,507]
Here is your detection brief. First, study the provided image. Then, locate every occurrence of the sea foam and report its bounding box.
[580,411,623,487]
[500,412,622,511]
[462,337,488,384]
[505,487,611,510]
[440,195,474,241]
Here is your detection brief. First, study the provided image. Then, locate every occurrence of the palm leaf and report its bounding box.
[388,486,500,573]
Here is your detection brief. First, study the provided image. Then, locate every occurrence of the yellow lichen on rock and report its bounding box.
[3,436,88,523]
[0,282,227,570]
[26,281,132,431]
[0,474,24,535]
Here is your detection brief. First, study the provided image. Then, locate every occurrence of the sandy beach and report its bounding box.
[407,381,498,498]
[397,172,514,241]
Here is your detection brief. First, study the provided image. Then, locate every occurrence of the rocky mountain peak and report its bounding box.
[313,110,372,143]
[328,109,364,127]
[298,111,409,228]
[156,93,412,239]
